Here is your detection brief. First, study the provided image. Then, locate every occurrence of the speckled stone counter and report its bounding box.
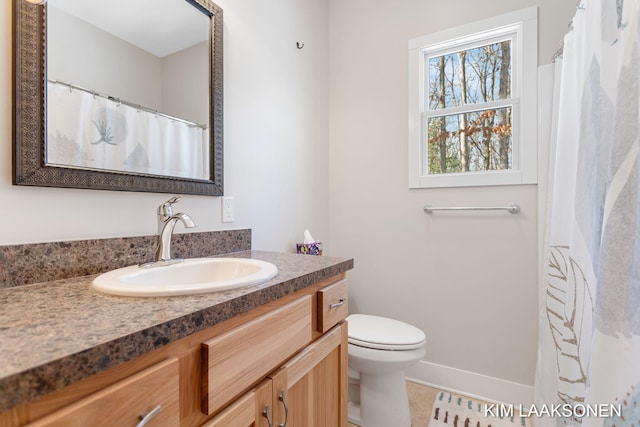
[0,250,353,412]
[0,230,252,289]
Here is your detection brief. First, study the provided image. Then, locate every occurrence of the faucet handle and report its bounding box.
[165,195,182,205]
[158,195,182,219]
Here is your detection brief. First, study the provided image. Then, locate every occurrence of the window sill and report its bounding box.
[409,169,536,189]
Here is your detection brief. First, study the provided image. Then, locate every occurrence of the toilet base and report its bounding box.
[348,371,411,427]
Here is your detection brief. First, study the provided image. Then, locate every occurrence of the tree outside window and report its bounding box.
[426,40,513,175]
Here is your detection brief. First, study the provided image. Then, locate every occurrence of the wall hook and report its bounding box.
[296,42,304,49]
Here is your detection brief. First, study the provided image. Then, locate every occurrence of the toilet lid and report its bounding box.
[347,314,426,350]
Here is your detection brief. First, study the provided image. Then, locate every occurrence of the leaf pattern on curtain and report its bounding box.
[546,246,593,413]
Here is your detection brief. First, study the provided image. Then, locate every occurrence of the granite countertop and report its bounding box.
[0,250,353,412]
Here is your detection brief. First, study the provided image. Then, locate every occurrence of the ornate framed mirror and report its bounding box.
[13,0,223,195]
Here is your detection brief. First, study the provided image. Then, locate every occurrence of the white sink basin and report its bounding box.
[92,258,278,297]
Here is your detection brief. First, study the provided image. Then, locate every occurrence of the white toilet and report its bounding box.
[347,314,426,427]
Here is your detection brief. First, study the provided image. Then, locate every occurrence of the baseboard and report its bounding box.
[405,360,534,407]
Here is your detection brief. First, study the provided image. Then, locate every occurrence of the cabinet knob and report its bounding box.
[137,405,161,427]
[329,298,346,309]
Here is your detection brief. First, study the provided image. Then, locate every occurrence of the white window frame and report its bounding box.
[408,7,538,188]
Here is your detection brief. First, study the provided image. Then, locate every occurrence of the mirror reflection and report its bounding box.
[46,0,210,180]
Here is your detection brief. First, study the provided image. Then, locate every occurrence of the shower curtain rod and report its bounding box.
[48,79,208,130]
[552,0,586,62]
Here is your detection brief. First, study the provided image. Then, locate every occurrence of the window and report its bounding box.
[408,7,538,188]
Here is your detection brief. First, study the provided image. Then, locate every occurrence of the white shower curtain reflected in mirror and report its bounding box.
[535,0,640,426]
[46,81,210,180]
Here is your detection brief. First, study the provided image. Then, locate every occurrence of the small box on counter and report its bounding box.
[296,242,323,256]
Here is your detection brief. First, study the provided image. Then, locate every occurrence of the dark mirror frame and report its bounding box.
[12,0,224,196]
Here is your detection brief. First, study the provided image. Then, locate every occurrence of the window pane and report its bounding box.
[427,40,511,110]
[426,107,512,174]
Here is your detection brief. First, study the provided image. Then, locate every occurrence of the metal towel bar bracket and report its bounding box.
[424,203,520,214]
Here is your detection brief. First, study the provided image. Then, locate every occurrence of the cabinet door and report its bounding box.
[269,322,348,427]
[201,379,273,427]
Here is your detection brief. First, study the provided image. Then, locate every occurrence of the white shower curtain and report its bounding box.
[535,0,640,426]
[47,82,210,180]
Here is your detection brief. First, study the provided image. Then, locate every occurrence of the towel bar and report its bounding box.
[423,203,520,214]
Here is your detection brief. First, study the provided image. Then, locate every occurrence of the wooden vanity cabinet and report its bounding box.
[204,323,348,427]
[201,278,349,427]
[3,274,349,427]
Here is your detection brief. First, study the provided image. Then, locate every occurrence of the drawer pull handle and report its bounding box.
[137,405,161,427]
[278,391,289,427]
[329,298,346,309]
[262,405,274,427]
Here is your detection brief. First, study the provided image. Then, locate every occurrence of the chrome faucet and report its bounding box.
[149,195,196,265]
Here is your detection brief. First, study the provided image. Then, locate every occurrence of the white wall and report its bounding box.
[0,0,329,250]
[48,6,163,111]
[162,42,209,125]
[328,0,576,402]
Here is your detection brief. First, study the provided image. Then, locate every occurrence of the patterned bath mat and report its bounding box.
[429,392,531,427]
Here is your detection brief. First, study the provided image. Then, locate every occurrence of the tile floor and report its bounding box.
[348,381,438,427]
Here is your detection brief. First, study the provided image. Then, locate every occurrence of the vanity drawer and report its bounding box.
[317,280,348,333]
[201,295,312,415]
[27,358,179,427]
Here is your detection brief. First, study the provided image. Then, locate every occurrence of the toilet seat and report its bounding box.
[347,314,426,350]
